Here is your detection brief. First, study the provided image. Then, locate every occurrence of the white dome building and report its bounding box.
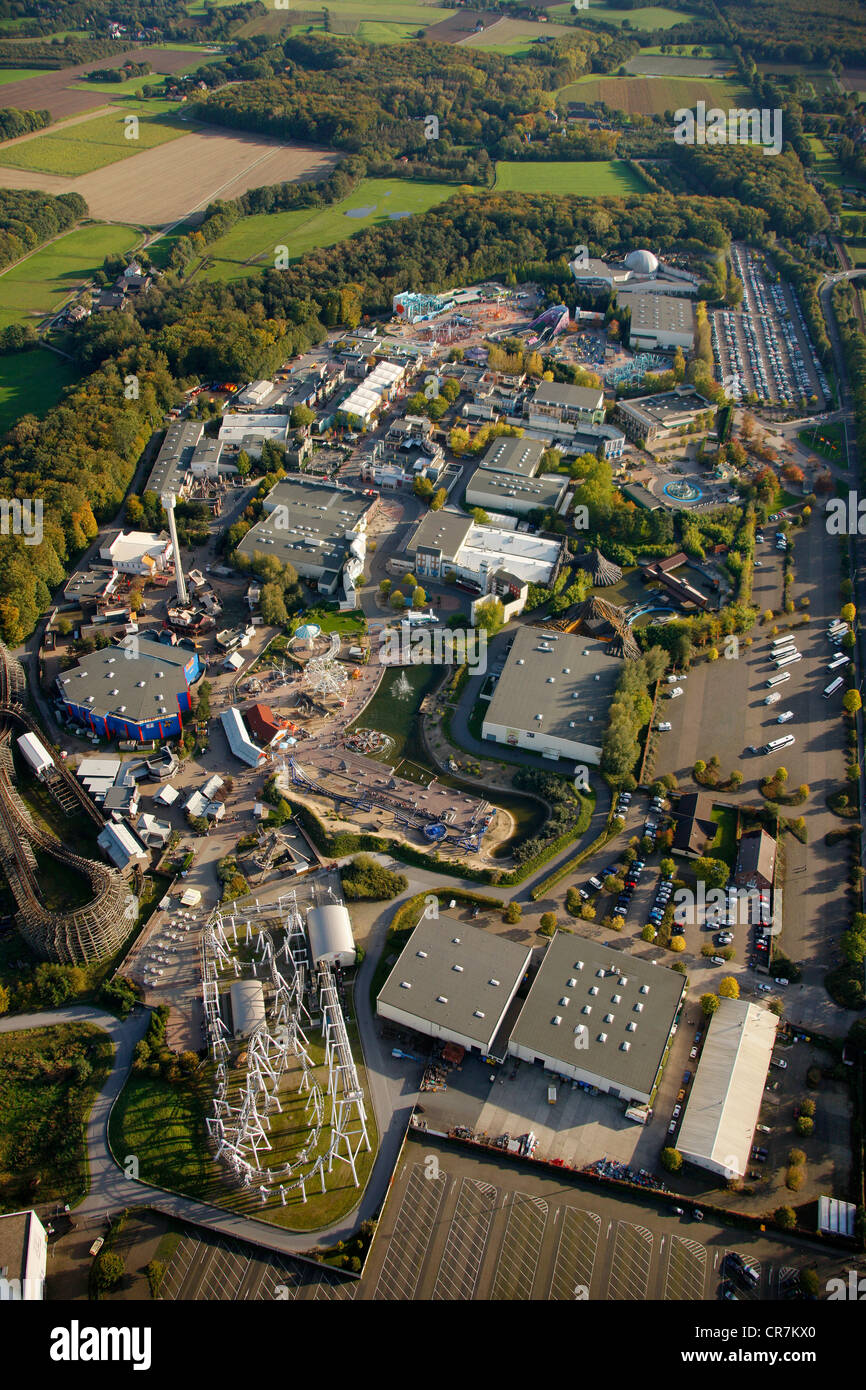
[625,249,659,276]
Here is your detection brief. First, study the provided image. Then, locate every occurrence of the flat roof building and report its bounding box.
[57,634,201,743]
[527,382,605,426]
[479,435,545,478]
[481,626,621,765]
[406,511,563,592]
[144,419,204,498]
[465,468,568,518]
[676,998,778,1179]
[235,478,376,595]
[219,413,290,456]
[614,386,712,447]
[619,292,696,352]
[508,933,685,1105]
[98,529,172,576]
[377,915,532,1055]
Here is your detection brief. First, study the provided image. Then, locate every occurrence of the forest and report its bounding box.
[0,188,87,273]
[0,106,50,143]
[719,0,866,66]
[0,0,261,43]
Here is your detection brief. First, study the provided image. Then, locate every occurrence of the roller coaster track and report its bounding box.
[0,642,130,963]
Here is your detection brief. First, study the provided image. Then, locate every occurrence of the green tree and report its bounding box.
[700,992,720,1016]
[503,901,522,924]
[430,487,447,511]
[412,586,427,610]
[260,581,288,627]
[539,911,557,936]
[718,976,739,999]
[661,1147,683,1173]
[94,1251,125,1291]
[291,404,315,429]
[843,689,862,716]
[775,1206,797,1231]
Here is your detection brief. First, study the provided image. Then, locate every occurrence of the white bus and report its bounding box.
[827,621,847,636]
[827,654,850,671]
[770,645,796,661]
[766,672,791,687]
[775,653,802,668]
[765,734,795,752]
[824,677,845,698]
[771,636,797,650]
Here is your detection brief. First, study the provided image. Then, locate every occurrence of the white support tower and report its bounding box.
[161,491,188,605]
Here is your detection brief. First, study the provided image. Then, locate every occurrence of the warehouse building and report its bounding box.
[479,435,545,478]
[676,998,778,1179]
[481,626,621,765]
[144,419,204,498]
[235,478,376,595]
[618,292,696,352]
[219,413,291,456]
[338,360,406,428]
[377,915,531,1055]
[0,1210,47,1300]
[465,468,568,518]
[98,529,173,576]
[614,386,713,447]
[508,933,684,1105]
[404,511,563,595]
[57,634,201,742]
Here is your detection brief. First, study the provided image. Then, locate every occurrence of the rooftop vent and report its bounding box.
[640,984,650,994]
[436,995,448,1004]
[400,981,411,989]
[612,994,622,1004]
[489,977,500,987]
[559,996,570,1007]
[627,1022,637,1032]
[567,978,577,988]
[552,1015,562,1026]
[417,950,428,958]
[604,1013,615,1024]
[582,1004,592,1014]
[474,1010,485,1019]
[634,1002,644,1013]
[598,1032,608,1044]
[452,964,464,973]
[574,961,584,970]
[620,1041,631,1052]
[589,986,598,996]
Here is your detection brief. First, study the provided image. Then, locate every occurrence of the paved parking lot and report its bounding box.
[159,1230,356,1302]
[359,1133,845,1301]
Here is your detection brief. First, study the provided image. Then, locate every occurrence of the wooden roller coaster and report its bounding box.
[0,642,132,964]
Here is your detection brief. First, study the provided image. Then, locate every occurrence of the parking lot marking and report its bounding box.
[607,1222,653,1302]
[314,1269,358,1301]
[160,1236,196,1300]
[664,1236,707,1301]
[198,1239,251,1302]
[490,1192,548,1301]
[374,1163,448,1301]
[253,1257,306,1301]
[549,1207,601,1300]
[431,1178,498,1302]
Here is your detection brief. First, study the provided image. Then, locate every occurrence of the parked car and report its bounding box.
[710,955,726,965]
[689,1045,699,1060]
[771,1057,788,1069]
[774,977,789,987]
[756,983,772,993]
[669,687,683,698]
[756,1124,772,1134]
[658,721,672,732]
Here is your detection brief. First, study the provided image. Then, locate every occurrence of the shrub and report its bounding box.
[503,902,522,924]
[661,1147,683,1173]
[799,1098,816,1118]
[340,854,408,901]
[539,911,557,937]
[796,1116,814,1137]
[785,1168,804,1191]
[788,1148,807,1166]
[775,1206,797,1232]
[94,1251,125,1291]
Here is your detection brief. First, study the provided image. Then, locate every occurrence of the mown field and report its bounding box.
[197,177,458,280]
[461,17,574,54]
[0,348,79,434]
[236,0,450,36]
[0,67,53,84]
[0,101,185,177]
[547,2,698,26]
[556,74,751,117]
[494,160,647,195]
[0,221,139,329]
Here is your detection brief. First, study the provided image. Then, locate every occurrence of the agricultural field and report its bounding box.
[237,0,449,34]
[197,177,458,280]
[0,221,139,330]
[0,130,339,227]
[547,2,698,26]
[0,67,53,84]
[460,17,574,54]
[494,160,648,195]
[555,74,751,117]
[0,348,79,436]
[624,53,734,77]
[808,136,844,187]
[0,102,185,177]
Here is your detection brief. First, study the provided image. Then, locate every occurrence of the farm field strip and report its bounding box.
[555,75,752,116]
[0,105,186,177]
[494,160,647,195]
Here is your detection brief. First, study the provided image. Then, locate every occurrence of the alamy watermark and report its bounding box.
[0,497,42,545]
[826,491,866,535]
[673,102,783,157]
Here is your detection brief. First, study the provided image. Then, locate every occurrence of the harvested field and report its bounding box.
[555,75,751,117]
[426,10,502,41]
[624,54,734,77]
[0,46,204,121]
[0,128,340,229]
[459,16,573,51]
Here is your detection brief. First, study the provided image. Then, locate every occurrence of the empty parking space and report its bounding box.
[198,1240,251,1302]
[490,1193,548,1300]
[374,1163,448,1301]
[607,1222,654,1301]
[160,1236,197,1300]
[548,1207,601,1300]
[253,1258,306,1301]
[432,1178,498,1301]
[665,1236,708,1301]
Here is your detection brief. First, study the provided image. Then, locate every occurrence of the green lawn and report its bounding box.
[547,2,697,25]
[357,19,428,42]
[198,178,459,280]
[709,805,737,867]
[494,160,647,196]
[0,222,139,330]
[0,67,55,83]
[0,348,79,433]
[798,422,844,464]
[0,102,185,177]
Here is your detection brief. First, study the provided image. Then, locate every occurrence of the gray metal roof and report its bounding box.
[406,509,473,561]
[531,382,604,412]
[482,625,621,745]
[466,470,566,510]
[676,999,778,1177]
[377,915,532,1051]
[58,635,192,722]
[510,932,685,1095]
[236,477,374,575]
[144,419,204,496]
[480,435,545,477]
[618,291,696,337]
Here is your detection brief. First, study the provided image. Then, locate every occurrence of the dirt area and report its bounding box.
[424,10,497,41]
[0,128,339,227]
[0,47,205,122]
[458,16,574,46]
